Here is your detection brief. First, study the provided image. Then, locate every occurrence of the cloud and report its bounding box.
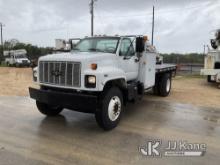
[0,0,219,53]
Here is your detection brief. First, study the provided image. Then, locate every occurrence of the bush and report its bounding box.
[161,53,204,64]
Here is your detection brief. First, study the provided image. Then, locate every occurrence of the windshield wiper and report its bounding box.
[88,48,103,52]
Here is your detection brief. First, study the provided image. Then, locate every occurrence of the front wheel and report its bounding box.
[95,87,124,131]
[36,101,63,116]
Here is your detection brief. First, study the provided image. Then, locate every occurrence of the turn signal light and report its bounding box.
[91,63,97,70]
[143,36,148,41]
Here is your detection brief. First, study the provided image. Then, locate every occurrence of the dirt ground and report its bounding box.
[0,67,34,96]
[0,67,220,108]
[147,76,220,108]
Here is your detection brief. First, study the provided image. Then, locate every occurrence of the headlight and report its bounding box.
[88,76,96,84]
[85,75,96,88]
[33,70,37,78]
[33,67,38,82]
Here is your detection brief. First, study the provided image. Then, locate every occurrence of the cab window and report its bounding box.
[119,38,135,56]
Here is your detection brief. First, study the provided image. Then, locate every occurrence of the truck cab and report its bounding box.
[30,35,176,130]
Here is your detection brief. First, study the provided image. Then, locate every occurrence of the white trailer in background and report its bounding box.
[4,49,30,67]
[201,29,220,83]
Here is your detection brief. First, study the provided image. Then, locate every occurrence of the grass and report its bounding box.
[0,62,7,67]
[175,74,205,80]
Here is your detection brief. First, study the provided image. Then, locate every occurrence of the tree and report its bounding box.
[161,53,204,64]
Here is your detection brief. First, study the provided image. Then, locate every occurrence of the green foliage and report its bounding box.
[161,53,205,64]
[0,62,7,67]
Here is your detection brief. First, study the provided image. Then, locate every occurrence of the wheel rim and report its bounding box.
[108,96,122,121]
[166,78,171,93]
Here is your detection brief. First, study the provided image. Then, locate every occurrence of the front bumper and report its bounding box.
[29,88,98,113]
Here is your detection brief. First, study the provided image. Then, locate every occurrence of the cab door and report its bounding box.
[118,38,139,81]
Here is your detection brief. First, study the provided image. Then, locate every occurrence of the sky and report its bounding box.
[0,0,220,53]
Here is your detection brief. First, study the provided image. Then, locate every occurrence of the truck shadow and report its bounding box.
[38,111,101,134]
[38,99,172,135]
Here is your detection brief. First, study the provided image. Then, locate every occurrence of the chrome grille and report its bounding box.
[39,61,81,87]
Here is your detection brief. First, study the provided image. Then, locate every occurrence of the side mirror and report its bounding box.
[136,37,145,53]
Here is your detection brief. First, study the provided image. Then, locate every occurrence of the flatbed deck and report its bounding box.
[156,64,177,73]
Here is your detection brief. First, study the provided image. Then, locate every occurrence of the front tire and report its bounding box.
[36,101,63,116]
[95,87,124,131]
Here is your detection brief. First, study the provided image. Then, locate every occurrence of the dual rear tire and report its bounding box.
[153,73,172,97]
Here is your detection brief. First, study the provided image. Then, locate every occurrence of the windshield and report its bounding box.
[73,37,119,54]
[16,54,27,59]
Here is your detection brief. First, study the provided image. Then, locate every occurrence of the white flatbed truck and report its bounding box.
[29,35,176,130]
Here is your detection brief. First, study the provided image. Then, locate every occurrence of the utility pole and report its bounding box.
[203,44,206,64]
[0,22,4,62]
[151,6,155,46]
[90,0,97,36]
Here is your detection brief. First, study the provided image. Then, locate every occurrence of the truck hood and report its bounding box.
[39,52,116,63]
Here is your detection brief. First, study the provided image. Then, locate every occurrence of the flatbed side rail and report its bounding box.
[156,65,177,75]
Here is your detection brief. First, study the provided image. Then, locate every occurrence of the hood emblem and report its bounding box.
[51,70,62,77]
